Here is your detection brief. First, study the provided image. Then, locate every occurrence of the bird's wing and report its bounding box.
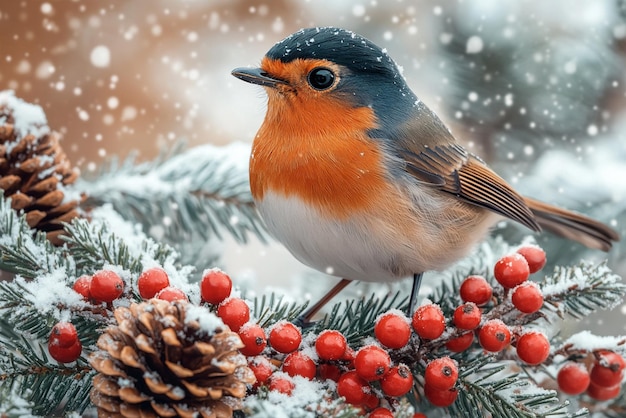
[390,107,541,232]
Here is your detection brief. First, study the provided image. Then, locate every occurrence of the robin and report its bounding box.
[232,27,619,321]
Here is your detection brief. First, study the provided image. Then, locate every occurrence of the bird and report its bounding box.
[232,26,619,321]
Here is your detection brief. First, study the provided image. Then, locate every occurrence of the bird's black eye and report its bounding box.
[307,67,335,90]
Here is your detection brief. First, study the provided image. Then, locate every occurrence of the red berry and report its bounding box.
[269,375,295,395]
[269,321,301,353]
[425,357,458,391]
[137,267,170,299]
[315,330,347,360]
[217,298,250,331]
[381,364,414,397]
[341,346,356,364]
[446,331,474,353]
[517,245,546,274]
[586,380,621,400]
[494,253,530,288]
[48,339,82,363]
[248,356,274,386]
[424,383,458,407]
[557,362,590,395]
[460,275,492,306]
[200,268,233,305]
[516,331,550,365]
[72,275,92,300]
[413,414,427,418]
[590,351,626,387]
[90,270,124,303]
[155,286,188,302]
[478,320,511,352]
[49,322,79,348]
[369,407,393,418]
[363,393,380,410]
[511,282,544,314]
[337,371,369,405]
[453,302,481,330]
[354,345,391,381]
[238,323,267,356]
[283,351,316,379]
[318,364,342,382]
[412,304,445,340]
[375,312,411,349]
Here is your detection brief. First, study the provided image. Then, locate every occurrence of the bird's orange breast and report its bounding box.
[249,91,389,220]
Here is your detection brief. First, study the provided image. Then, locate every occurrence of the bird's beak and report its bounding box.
[231,67,286,88]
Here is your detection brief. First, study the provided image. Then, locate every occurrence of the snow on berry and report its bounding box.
[90,269,124,303]
[517,245,547,274]
[238,322,267,356]
[557,362,590,395]
[453,302,481,330]
[155,286,188,302]
[282,351,317,379]
[494,253,530,288]
[315,329,347,360]
[375,310,411,349]
[381,364,414,397]
[200,268,233,305]
[425,356,458,391]
[354,345,391,381]
[478,320,511,352]
[412,303,445,340]
[269,321,302,353]
[511,281,544,313]
[137,267,170,299]
[216,297,250,331]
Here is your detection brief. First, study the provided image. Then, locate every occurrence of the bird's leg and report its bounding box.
[408,272,424,315]
[296,278,352,327]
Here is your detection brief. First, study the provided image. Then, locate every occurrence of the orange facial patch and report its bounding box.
[249,58,389,219]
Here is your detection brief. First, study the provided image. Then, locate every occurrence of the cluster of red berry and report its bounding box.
[443,246,550,366]
[557,350,625,401]
[47,243,624,416]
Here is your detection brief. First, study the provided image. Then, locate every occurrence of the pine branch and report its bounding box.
[75,142,267,246]
[63,215,178,276]
[541,261,626,320]
[0,316,94,416]
[0,191,74,278]
[253,293,309,329]
[450,355,587,418]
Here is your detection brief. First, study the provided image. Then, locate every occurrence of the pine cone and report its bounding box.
[90,299,255,418]
[0,91,81,245]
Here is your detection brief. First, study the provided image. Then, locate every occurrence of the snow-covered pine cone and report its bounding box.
[0,91,81,245]
[90,299,255,418]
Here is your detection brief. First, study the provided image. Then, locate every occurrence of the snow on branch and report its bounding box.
[75,142,267,245]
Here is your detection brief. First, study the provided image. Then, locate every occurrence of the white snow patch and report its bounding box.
[185,304,225,334]
[0,90,50,140]
[563,330,626,352]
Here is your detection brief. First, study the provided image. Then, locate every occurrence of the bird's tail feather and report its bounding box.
[524,197,619,251]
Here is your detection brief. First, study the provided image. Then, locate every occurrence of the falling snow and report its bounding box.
[0,2,625,413]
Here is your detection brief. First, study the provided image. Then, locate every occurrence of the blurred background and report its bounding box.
[1,0,625,332]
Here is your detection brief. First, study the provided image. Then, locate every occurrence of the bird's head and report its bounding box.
[232,27,419,136]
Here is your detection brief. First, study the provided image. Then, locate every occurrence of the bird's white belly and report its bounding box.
[256,192,402,282]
